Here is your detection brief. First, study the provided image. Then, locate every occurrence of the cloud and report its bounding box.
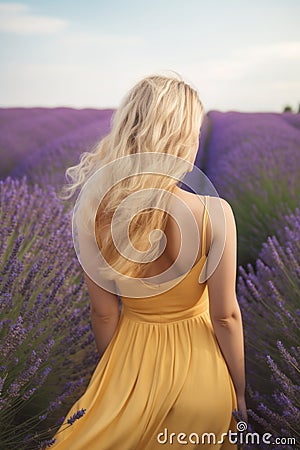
[248,41,300,59]
[0,2,67,34]
[182,41,300,82]
[0,61,131,107]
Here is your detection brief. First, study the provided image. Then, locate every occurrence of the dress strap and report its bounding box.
[201,195,209,258]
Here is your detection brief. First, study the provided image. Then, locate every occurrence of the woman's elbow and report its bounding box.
[90,306,119,323]
[211,308,242,327]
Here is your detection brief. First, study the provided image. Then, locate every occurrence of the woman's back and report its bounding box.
[139,187,212,282]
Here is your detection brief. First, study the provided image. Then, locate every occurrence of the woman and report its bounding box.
[54,74,247,449]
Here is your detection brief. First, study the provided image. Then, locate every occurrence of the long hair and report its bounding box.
[59,74,204,280]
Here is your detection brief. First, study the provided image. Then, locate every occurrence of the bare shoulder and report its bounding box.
[205,196,237,247]
[215,197,236,227]
[175,191,236,247]
[217,196,234,212]
[198,194,235,216]
[172,188,210,254]
[174,188,233,215]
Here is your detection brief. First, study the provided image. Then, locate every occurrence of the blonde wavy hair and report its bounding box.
[59,74,204,280]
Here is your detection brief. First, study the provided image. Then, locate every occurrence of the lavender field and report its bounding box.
[0,108,299,449]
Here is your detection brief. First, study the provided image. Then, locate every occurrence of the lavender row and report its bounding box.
[0,107,108,155]
[201,111,300,266]
[0,176,99,449]
[9,111,113,195]
[0,108,113,179]
[237,207,300,445]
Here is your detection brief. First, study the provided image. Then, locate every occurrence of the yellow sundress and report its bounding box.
[53,195,238,449]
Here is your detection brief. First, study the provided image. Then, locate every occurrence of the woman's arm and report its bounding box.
[83,272,120,357]
[207,198,247,420]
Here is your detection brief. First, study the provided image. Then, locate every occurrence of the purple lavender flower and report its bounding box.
[238,208,300,440]
[9,109,113,191]
[0,107,113,179]
[200,111,300,266]
[0,176,98,448]
[39,437,57,448]
[67,408,86,425]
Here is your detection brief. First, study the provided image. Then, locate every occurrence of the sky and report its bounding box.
[0,0,299,112]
